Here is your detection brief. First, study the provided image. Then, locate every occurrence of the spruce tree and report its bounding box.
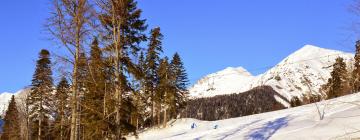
[157,57,175,128]
[53,77,70,140]
[28,49,54,140]
[99,0,147,138]
[145,27,163,126]
[1,95,21,140]
[323,57,350,99]
[170,53,189,116]
[82,38,108,139]
[129,51,147,130]
[353,40,360,92]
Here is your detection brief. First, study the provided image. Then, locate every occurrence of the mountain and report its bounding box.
[128,92,360,140]
[189,67,255,97]
[0,89,29,116]
[189,45,354,107]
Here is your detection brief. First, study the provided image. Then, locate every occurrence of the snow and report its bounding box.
[0,89,28,115]
[189,67,255,97]
[189,45,354,106]
[128,92,360,140]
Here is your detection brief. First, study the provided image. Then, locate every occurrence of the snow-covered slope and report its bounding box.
[128,92,360,140]
[189,45,354,106]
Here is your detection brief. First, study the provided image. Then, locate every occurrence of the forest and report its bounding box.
[181,86,286,121]
[0,0,189,140]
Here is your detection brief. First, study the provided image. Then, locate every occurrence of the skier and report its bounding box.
[191,123,197,129]
[214,124,218,129]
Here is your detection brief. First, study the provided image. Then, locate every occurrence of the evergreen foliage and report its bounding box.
[1,96,21,140]
[353,40,360,92]
[53,77,70,140]
[322,57,351,99]
[181,86,286,121]
[27,49,54,139]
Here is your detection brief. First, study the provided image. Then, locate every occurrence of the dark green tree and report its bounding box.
[99,0,148,138]
[53,77,70,140]
[145,27,163,126]
[170,53,189,116]
[352,40,360,92]
[82,38,108,139]
[28,49,54,140]
[1,95,21,140]
[157,57,175,127]
[322,57,351,99]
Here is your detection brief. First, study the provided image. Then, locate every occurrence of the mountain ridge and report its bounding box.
[189,45,354,107]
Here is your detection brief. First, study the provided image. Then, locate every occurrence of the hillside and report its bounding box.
[128,92,360,140]
[189,45,354,107]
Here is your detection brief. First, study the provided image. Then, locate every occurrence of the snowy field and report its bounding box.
[128,93,360,140]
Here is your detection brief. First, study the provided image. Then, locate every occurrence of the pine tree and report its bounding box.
[28,49,54,140]
[129,51,147,130]
[82,38,108,139]
[353,40,360,92]
[77,52,89,140]
[1,95,21,140]
[157,57,175,128]
[53,77,70,140]
[99,0,147,138]
[170,53,189,117]
[322,57,351,99]
[145,27,163,126]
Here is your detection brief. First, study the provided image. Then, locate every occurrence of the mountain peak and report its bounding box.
[281,45,347,63]
[215,66,253,77]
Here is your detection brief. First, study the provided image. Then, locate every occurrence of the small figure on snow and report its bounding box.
[214,124,218,129]
[191,123,197,129]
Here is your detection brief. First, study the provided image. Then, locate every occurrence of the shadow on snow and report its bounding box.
[246,116,291,140]
[218,120,262,140]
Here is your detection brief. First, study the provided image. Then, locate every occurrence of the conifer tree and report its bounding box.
[145,27,163,126]
[53,77,70,140]
[1,95,21,140]
[322,57,350,99]
[98,0,147,138]
[82,38,108,139]
[353,40,360,92]
[170,53,189,116]
[129,51,147,130]
[157,57,175,128]
[28,49,54,140]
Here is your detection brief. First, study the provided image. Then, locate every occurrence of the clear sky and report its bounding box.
[0,0,358,93]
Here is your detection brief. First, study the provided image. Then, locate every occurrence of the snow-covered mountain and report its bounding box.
[0,89,29,115]
[189,45,354,106]
[189,67,255,97]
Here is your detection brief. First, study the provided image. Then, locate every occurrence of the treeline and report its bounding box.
[290,41,360,107]
[180,86,286,121]
[0,0,189,140]
[322,41,360,98]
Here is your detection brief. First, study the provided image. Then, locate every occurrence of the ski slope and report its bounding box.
[128,92,360,140]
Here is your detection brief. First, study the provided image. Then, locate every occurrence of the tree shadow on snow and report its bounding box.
[218,120,262,140]
[246,116,291,140]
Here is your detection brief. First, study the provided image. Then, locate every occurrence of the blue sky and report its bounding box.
[0,0,358,93]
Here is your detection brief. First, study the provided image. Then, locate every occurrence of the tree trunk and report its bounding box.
[163,107,167,128]
[157,103,161,127]
[70,35,80,140]
[38,99,43,140]
[151,98,155,126]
